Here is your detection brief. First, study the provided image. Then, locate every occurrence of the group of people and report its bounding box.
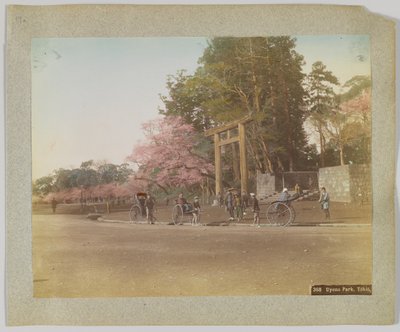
[222,190,261,224]
[223,190,245,222]
[222,185,331,223]
[139,184,331,225]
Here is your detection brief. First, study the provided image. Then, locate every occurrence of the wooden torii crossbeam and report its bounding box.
[204,115,253,195]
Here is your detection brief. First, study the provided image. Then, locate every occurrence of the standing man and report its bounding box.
[319,187,330,220]
[145,194,156,224]
[295,183,301,195]
[225,189,234,221]
[192,196,201,225]
[250,193,260,226]
[234,193,243,222]
[51,198,58,213]
[220,192,225,208]
[216,192,223,207]
[241,191,249,216]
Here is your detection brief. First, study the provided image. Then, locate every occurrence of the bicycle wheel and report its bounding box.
[266,202,292,226]
[129,205,142,223]
[172,205,183,225]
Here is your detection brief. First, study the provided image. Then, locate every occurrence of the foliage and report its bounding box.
[43,182,135,204]
[127,116,214,190]
[34,40,373,204]
[32,175,54,197]
[33,161,134,198]
[160,37,309,174]
[305,61,339,167]
[341,75,371,103]
[324,76,371,165]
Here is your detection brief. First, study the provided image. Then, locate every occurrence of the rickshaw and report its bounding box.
[171,198,199,225]
[129,192,148,223]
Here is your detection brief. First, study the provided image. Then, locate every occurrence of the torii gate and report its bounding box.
[204,115,253,195]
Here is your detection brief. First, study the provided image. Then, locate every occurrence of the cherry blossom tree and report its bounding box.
[44,187,81,203]
[324,86,371,165]
[44,182,137,204]
[127,116,214,191]
[340,88,371,124]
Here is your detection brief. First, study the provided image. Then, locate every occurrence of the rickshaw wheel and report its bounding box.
[266,202,292,227]
[172,205,183,225]
[129,205,142,223]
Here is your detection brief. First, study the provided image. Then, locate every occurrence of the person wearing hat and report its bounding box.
[178,192,190,213]
[250,193,260,226]
[319,187,330,220]
[192,196,201,225]
[279,187,291,202]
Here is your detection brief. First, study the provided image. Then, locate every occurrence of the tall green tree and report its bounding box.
[36,161,133,195]
[160,36,308,174]
[160,70,217,132]
[305,61,339,167]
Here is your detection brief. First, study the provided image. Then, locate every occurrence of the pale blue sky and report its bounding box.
[32,36,370,179]
[32,37,208,179]
[295,35,370,85]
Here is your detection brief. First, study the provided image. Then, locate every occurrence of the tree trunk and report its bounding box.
[339,143,345,166]
[281,73,294,171]
[259,139,274,174]
[231,143,240,181]
[249,39,261,114]
[318,122,325,168]
[247,138,264,172]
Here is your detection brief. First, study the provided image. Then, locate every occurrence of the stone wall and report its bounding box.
[257,171,318,197]
[349,164,372,202]
[276,171,319,192]
[256,172,276,198]
[319,164,371,202]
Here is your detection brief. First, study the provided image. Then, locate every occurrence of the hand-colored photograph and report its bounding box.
[32,35,372,297]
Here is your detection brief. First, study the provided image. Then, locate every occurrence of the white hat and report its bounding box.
[250,193,255,196]
[283,188,288,192]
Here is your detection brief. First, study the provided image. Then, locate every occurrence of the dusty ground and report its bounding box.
[33,202,371,297]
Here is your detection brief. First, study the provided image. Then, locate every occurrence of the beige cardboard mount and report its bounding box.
[6,4,396,326]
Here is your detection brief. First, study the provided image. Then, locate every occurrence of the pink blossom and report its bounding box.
[127,116,213,188]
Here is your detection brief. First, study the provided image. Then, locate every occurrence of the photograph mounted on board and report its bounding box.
[32,35,372,298]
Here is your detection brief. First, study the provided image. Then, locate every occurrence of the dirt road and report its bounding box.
[33,211,371,297]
